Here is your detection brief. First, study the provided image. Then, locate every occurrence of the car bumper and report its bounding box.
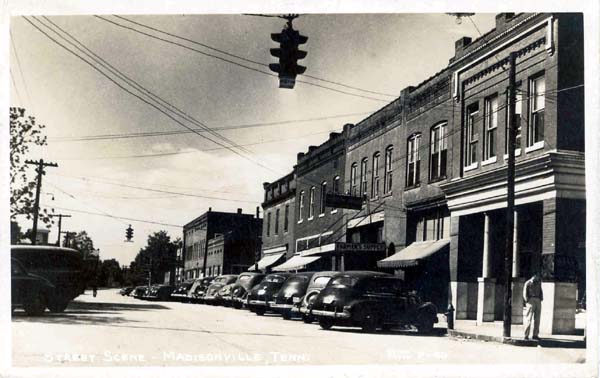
[270,303,294,310]
[204,295,217,301]
[248,299,268,307]
[312,309,351,319]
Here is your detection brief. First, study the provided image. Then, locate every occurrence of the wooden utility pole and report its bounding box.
[51,213,71,246]
[503,51,518,338]
[25,159,58,245]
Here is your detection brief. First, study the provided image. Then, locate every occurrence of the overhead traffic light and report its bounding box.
[125,225,134,242]
[269,20,308,89]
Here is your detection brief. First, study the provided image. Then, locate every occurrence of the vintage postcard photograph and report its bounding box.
[2,2,598,378]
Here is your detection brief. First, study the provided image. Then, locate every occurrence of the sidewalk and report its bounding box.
[447,311,586,347]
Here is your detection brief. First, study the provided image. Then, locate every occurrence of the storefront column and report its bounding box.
[511,209,525,324]
[477,212,495,325]
[331,255,336,271]
[449,215,477,320]
[340,254,345,272]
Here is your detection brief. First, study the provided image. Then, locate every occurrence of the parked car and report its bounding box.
[132,286,147,299]
[215,283,235,306]
[140,285,156,300]
[145,285,176,301]
[311,271,438,333]
[11,258,56,316]
[296,271,338,323]
[170,281,194,302]
[246,273,291,315]
[203,275,238,305]
[189,277,215,304]
[271,272,315,320]
[230,272,266,309]
[119,287,134,296]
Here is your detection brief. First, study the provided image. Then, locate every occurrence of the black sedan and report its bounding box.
[311,271,438,333]
[246,273,291,315]
[189,277,215,304]
[229,272,266,309]
[203,275,238,305]
[11,258,56,316]
[271,272,315,320]
[170,281,195,302]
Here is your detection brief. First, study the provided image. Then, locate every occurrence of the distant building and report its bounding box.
[182,208,262,279]
[253,171,296,272]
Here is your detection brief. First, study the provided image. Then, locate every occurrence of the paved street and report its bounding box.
[12,289,585,367]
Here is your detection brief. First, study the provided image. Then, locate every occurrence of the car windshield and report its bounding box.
[312,276,332,288]
[363,278,404,294]
[265,275,287,283]
[237,275,252,284]
[215,277,229,283]
[330,276,359,287]
[285,276,309,286]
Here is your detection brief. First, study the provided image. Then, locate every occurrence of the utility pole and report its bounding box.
[25,159,58,245]
[503,51,518,338]
[51,214,71,246]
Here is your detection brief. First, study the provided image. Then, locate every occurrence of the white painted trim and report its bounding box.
[297,219,303,224]
[503,149,522,159]
[464,162,479,172]
[453,16,552,99]
[481,156,497,166]
[525,141,545,153]
[330,209,338,214]
[318,213,325,218]
[307,216,314,221]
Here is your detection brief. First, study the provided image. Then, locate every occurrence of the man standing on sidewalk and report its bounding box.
[523,273,543,340]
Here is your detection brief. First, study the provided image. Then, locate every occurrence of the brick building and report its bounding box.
[182,208,262,279]
[252,171,296,272]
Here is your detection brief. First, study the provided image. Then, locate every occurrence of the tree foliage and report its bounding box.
[9,107,53,226]
[129,230,178,285]
[72,231,95,258]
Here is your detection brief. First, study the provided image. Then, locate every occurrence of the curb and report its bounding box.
[448,329,539,346]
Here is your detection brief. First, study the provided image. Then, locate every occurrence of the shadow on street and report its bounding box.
[11,299,171,326]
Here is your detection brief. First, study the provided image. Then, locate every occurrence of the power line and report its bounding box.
[113,14,398,98]
[10,31,36,112]
[25,16,279,176]
[50,174,260,204]
[94,15,390,103]
[38,16,255,158]
[54,129,331,160]
[49,111,374,142]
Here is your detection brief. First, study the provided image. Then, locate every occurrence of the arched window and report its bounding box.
[360,158,368,196]
[350,163,358,195]
[384,145,393,194]
[430,122,447,181]
[298,190,305,221]
[407,134,421,187]
[371,152,380,198]
[309,186,315,219]
[320,181,327,215]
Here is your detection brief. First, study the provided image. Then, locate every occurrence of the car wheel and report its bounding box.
[381,323,393,332]
[233,302,242,309]
[417,319,434,334]
[318,317,334,330]
[302,314,313,324]
[255,307,266,316]
[24,293,47,316]
[282,311,291,320]
[47,297,69,313]
[361,313,378,333]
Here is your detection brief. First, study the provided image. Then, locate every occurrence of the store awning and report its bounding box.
[248,251,286,271]
[272,255,321,271]
[377,239,450,268]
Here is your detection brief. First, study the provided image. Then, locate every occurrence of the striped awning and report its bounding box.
[272,255,321,271]
[248,251,286,271]
[377,239,450,268]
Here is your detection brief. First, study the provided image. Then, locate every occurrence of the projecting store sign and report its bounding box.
[325,193,364,210]
[335,242,386,252]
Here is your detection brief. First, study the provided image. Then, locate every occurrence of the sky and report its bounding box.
[8,13,497,265]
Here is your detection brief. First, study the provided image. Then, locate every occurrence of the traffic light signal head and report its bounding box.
[125,225,134,242]
[269,24,308,89]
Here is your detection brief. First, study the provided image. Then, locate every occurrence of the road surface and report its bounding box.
[11,288,586,367]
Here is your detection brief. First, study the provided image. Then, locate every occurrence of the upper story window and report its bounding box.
[298,190,305,221]
[274,208,280,235]
[371,152,380,199]
[505,84,523,154]
[309,186,315,219]
[350,163,358,196]
[320,181,327,215]
[464,103,479,167]
[528,74,545,147]
[384,146,393,194]
[332,175,340,212]
[360,158,368,196]
[406,134,421,187]
[266,212,271,237]
[430,122,447,181]
[484,95,498,161]
[284,204,289,232]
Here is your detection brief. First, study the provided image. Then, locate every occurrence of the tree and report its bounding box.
[97,259,124,287]
[9,107,54,226]
[130,231,178,285]
[72,231,95,258]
